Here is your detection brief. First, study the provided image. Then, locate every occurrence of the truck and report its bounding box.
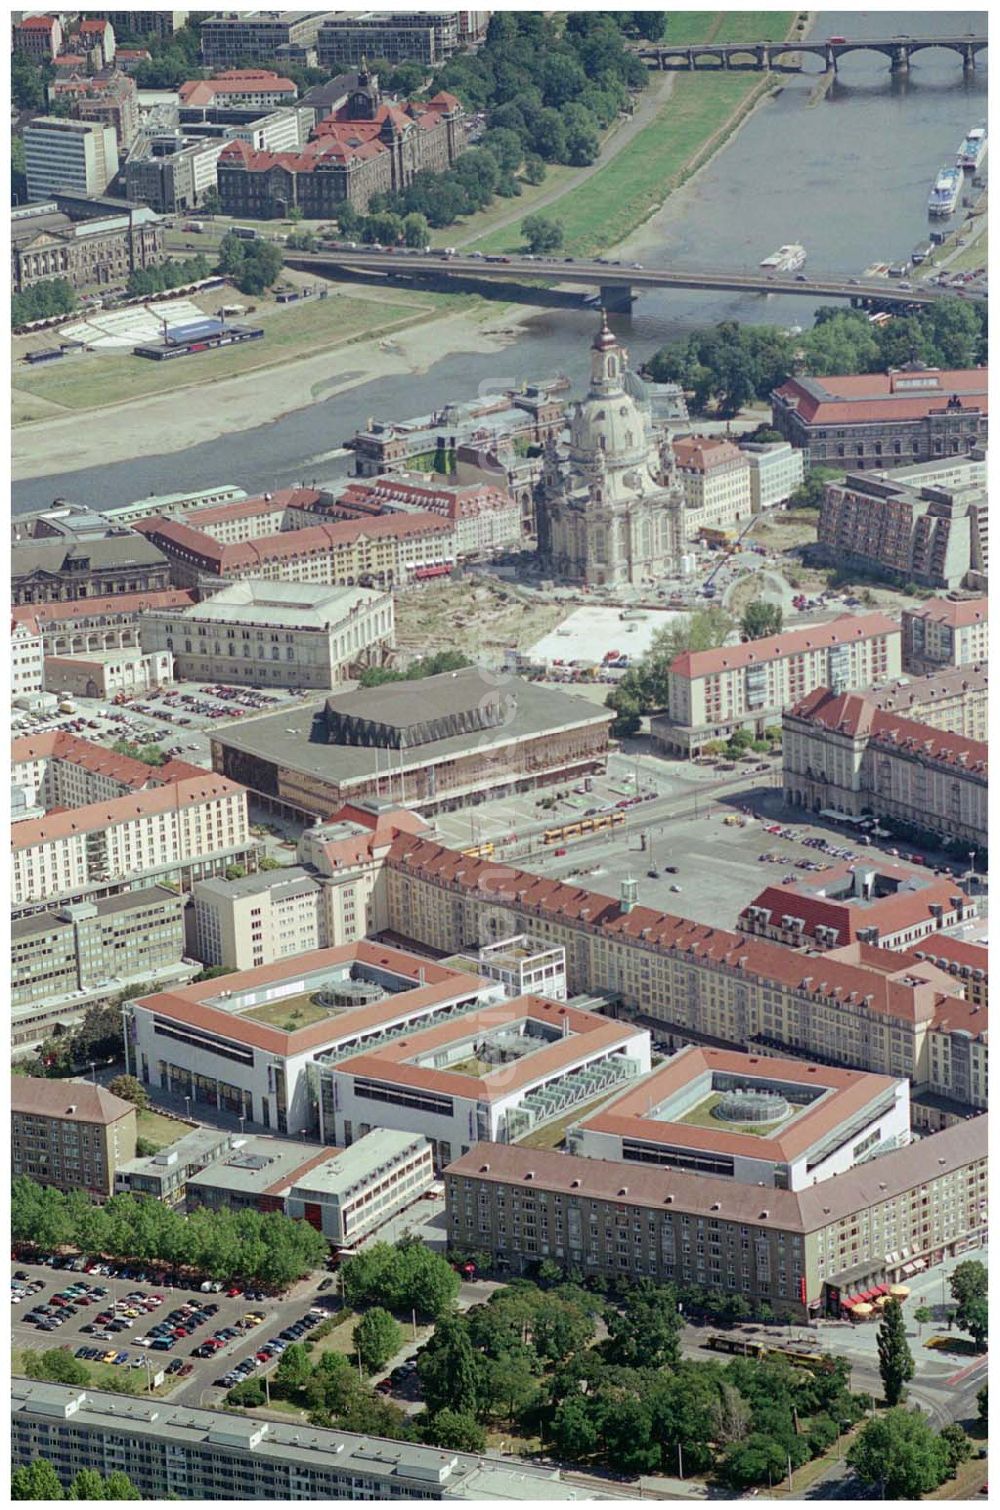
[231,226,260,241]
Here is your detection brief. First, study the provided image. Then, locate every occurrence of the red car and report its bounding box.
[227,1287,243,1298]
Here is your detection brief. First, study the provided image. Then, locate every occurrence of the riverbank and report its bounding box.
[11,299,535,481]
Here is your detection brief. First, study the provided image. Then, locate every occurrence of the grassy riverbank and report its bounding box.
[468,11,798,257]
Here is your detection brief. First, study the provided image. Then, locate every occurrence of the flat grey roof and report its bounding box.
[290,1129,428,1199]
[193,866,319,903]
[12,885,179,938]
[174,580,385,631]
[186,1136,331,1195]
[213,675,611,786]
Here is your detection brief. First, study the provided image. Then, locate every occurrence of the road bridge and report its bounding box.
[636,33,987,73]
[286,248,980,313]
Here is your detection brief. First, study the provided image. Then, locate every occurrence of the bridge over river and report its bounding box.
[286,248,983,313]
[636,32,987,73]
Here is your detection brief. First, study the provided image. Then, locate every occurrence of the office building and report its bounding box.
[13,14,64,60]
[902,596,989,674]
[568,1047,910,1191]
[445,1115,987,1318]
[199,11,335,70]
[12,534,171,607]
[139,580,394,690]
[193,868,322,971]
[123,941,502,1138]
[673,435,753,536]
[11,1077,137,1199]
[123,134,226,213]
[12,885,189,1045]
[384,836,988,1116]
[211,668,613,821]
[771,367,988,469]
[819,464,988,590]
[114,1126,233,1206]
[738,859,977,952]
[740,440,805,512]
[178,68,297,111]
[285,1130,434,1246]
[23,118,120,202]
[317,11,463,68]
[11,1382,592,1499]
[782,685,988,850]
[133,507,455,590]
[651,611,901,756]
[217,69,464,218]
[317,995,651,1168]
[13,729,202,813]
[97,13,189,40]
[48,70,139,152]
[444,937,568,1004]
[11,196,163,294]
[186,1138,339,1214]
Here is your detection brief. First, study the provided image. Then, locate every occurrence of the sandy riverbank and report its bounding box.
[11,303,535,481]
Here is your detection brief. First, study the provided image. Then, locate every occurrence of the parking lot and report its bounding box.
[11,1256,340,1409]
[12,681,311,771]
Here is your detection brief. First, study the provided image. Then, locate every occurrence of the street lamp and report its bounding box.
[184,1095,191,1120]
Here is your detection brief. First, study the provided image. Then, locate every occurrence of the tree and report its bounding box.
[711,1381,753,1446]
[877,1299,914,1406]
[24,1348,90,1385]
[273,1341,312,1395]
[354,1307,402,1374]
[977,1383,987,1427]
[522,154,546,185]
[722,1432,789,1490]
[939,1423,973,1476]
[521,213,564,255]
[959,1295,988,1351]
[604,1282,681,1370]
[12,54,52,112]
[402,212,429,248]
[848,1409,950,1499]
[551,1393,600,1458]
[225,865,246,881]
[217,233,246,277]
[101,1473,141,1501]
[913,1305,932,1337]
[423,1408,486,1453]
[951,1261,988,1350]
[69,1469,108,1500]
[418,1315,483,1416]
[13,1460,64,1499]
[108,1074,149,1110]
[741,602,783,641]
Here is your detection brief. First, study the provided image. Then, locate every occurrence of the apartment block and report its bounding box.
[285,1129,434,1245]
[11,1077,137,1199]
[771,367,988,469]
[11,1383,587,1500]
[383,836,988,1116]
[740,440,805,512]
[445,1115,987,1319]
[673,435,753,536]
[782,686,988,850]
[862,664,988,742]
[200,12,336,70]
[139,580,395,690]
[12,772,253,912]
[652,612,901,756]
[317,11,463,69]
[819,466,987,590]
[902,596,989,674]
[23,118,120,202]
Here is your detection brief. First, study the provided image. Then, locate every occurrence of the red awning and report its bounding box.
[870,1284,889,1297]
[842,1294,862,1308]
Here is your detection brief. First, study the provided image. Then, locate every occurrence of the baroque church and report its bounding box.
[537,315,686,588]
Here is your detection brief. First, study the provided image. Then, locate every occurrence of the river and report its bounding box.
[13,9,986,513]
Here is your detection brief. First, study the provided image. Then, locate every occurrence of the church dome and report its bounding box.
[568,389,647,467]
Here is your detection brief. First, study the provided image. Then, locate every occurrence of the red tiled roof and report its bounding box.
[180,71,296,104]
[185,486,321,527]
[12,774,245,849]
[12,730,157,790]
[10,590,195,627]
[673,435,747,473]
[134,509,453,574]
[929,992,988,1038]
[742,861,971,947]
[788,686,988,772]
[910,935,989,976]
[906,596,988,630]
[774,368,988,426]
[388,837,957,1023]
[18,15,58,29]
[671,612,899,680]
[219,133,386,173]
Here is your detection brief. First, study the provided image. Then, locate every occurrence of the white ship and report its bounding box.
[760,243,807,272]
[928,166,962,216]
[957,126,987,170]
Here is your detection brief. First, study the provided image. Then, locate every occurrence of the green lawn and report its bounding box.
[12,290,454,417]
[136,1107,193,1152]
[13,1348,175,1398]
[678,1091,788,1137]
[470,12,796,258]
[242,995,333,1031]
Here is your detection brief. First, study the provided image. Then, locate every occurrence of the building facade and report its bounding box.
[11,590,194,658]
[741,440,805,512]
[23,117,120,202]
[199,11,334,70]
[334,474,523,558]
[673,435,753,537]
[11,198,163,295]
[11,1078,137,1199]
[12,616,44,698]
[48,71,139,152]
[317,11,464,68]
[537,317,685,587]
[782,686,988,850]
[43,647,174,700]
[285,1129,434,1245]
[652,612,901,756]
[11,536,171,606]
[14,15,64,59]
[771,367,988,469]
[445,1115,987,1319]
[902,596,989,674]
[139,580,394,689]
[114,1126,234,1206]
[818,465,987,590]
[193,868,322,971]
[123,135,226,213]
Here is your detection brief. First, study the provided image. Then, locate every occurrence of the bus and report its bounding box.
[543,812,625,845]
[461,842,495,859]
[704,1335,837,1373]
